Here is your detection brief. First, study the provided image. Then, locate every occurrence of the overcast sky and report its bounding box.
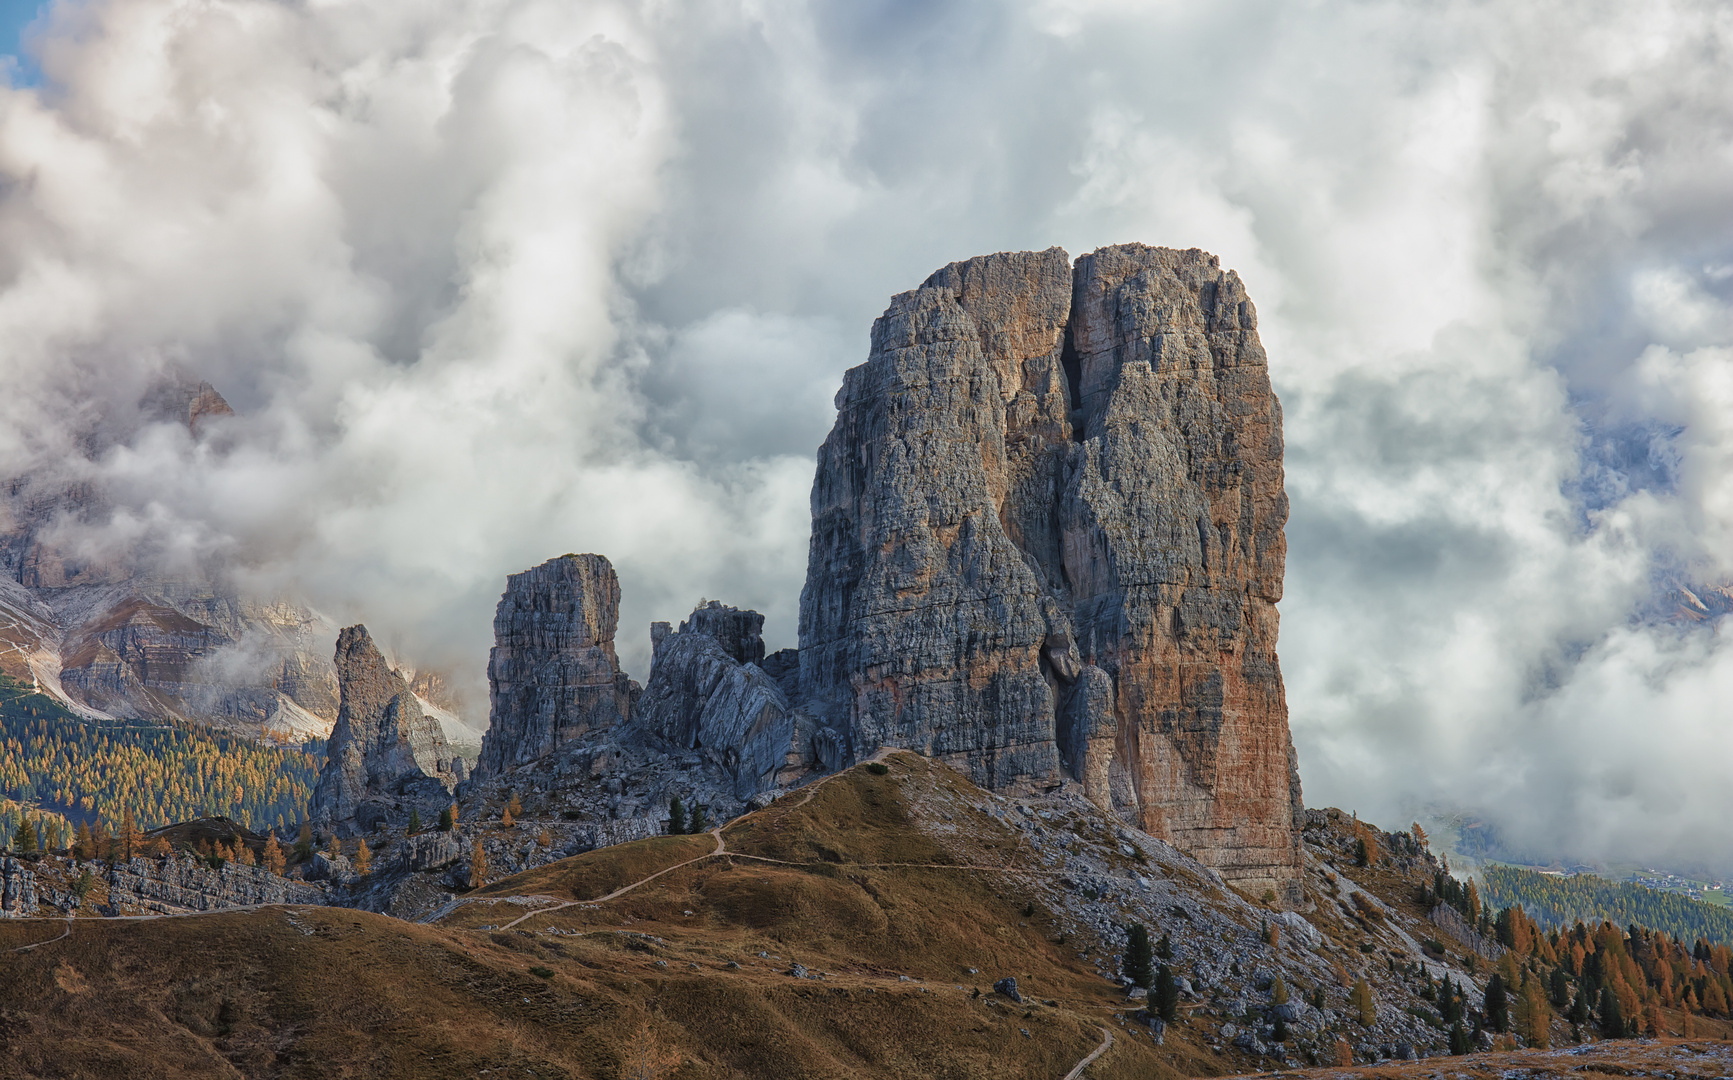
[2,0,1731,871]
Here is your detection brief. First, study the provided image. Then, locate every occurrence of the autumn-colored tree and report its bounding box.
[1332,1037,1353,1066]
[354,839,372,876]
[262,834,286,875]
[1350,976,1376,1026]
[1515,972,1551,1049]
[1683,1011,1697,1038]
[501,804,514,827]
[121,807,138,861]
[15,815,36,854]
[536,828,553,848]
[1410,821,1428,849]
[469,838,489,889]
[236,842,257,867]
[73,821,93,860]
[508,792,522,818]
[151,837,170,858]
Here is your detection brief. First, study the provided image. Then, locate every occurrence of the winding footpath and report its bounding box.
[1060,1027,1113,1080]
[6,917,71,953]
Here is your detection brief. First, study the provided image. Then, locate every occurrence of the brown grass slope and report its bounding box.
[0,755,1203,1080]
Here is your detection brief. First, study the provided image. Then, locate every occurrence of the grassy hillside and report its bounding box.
[0,673,320,841]
[1482,864,1733,948]
[0,756,1207,1080]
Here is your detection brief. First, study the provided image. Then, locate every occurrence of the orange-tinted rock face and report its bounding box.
[798,244,1302,896]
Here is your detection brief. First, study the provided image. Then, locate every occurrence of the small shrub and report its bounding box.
[529,966,554,979]
[865,762,889,775]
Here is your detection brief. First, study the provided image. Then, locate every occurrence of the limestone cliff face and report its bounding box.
[635,603,810,798]
[477,554,634,778]
[310,625,458,832]
[798,244,1302,893]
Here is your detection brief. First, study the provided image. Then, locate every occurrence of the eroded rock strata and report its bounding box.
[477,554,634,779]
[798,244,1302,895]
[310,624,460,833]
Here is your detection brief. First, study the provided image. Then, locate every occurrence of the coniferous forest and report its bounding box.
[0,674,320,847]
[1482,864,1733,952]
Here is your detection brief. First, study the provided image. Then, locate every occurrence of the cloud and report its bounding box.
[2,0,1733,869]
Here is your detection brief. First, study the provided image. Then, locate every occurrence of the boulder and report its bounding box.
[400,831,463,872]
[994,977,1024,1004]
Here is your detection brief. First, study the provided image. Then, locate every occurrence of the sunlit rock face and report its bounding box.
[797,244,1302,896]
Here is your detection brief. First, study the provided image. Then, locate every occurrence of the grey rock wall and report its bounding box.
[0,856,39,917]
[309,624,458,833]
[478,554,634,778]
[795,244,1303,894]
[102,853,327,913]
[636,604,810,798]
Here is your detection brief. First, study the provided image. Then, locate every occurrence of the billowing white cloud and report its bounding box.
[3,0,1732,869]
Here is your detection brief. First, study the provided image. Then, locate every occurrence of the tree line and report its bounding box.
[1481,864,1733,953]
[0,673,321,842]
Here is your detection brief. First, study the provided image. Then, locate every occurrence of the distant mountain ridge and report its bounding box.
[0,374,474,750]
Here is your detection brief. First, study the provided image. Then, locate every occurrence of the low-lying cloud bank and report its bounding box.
[2,0,1732,870]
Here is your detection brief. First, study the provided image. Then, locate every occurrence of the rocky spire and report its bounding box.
[476,554,634,778]
[309,624,457,832]
[797,244,1303,896]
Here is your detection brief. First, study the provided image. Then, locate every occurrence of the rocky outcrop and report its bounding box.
[102,853,326,913]
[635,603,812,797]
[477,555,634,777]
[310,625,461,833]
[0,856,39,917]
[797,245,1302,895]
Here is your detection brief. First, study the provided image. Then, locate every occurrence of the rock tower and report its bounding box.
[477,554,634,778]
[797,244,1302,894]
[309,624,459,833]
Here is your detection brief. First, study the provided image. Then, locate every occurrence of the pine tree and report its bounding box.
[469,838,489,889]
[15,815,36,854]
[295,821,313,862]
[354,838,372,876]
[1440,978,1462,1025]
[1549,966,1571,1008]
[688,804,708,834]
[1446,1019,1471,1055]
[1124,923,1155,988]
[1354,837,1369,867]
[1155,932,1174,960]
[409,808,423,834]
[439,804,454,831]
[1351,977,1376,1026]
[1599,985,1624,1039]
[1153,963,1180,1023]
[1271,1013,1289,1043]
[667,797,686,836]
[1485,974,1510,1032]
